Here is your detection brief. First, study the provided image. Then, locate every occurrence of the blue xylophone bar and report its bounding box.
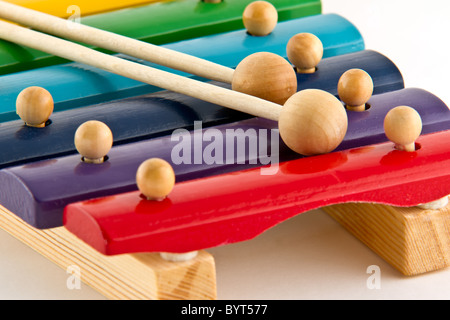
[0,50,403,170]
[0,14,364,122]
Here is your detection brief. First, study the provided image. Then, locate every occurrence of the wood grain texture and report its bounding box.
[323,200,450,276]
[74,120,114,163]
[232,52,297,105]
[279,89,347,155]
[384,106,422,152]
[242,1,278,36]
[0,205,217,300]
[287,33,323,73]
[338,68,373,110]
[16,86,54,127]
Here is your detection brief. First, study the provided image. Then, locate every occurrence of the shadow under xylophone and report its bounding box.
[0,1,449,300]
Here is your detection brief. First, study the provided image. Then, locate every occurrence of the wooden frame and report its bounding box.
[0,205,217,300]
[324,200,450,276]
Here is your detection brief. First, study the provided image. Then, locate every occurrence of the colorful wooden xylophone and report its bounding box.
[0,0,321,75]
[0,0,449,300]
[0,12,364,122]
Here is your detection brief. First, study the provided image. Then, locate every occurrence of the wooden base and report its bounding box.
[0,205,217,300]
[323,198,450,276]
[5,196,450,297]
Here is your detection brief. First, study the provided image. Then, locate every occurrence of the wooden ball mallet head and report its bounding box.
[0,3,349,157]
[287,33,323,74]
[16,86,54,128]
[233,33,322,107]
[338,68,374,112]
[384,106,422,152]
[242,1,278,37]
[232,51,298,105]
[279,89,348,156]
[2,1,319,113]
[74,120,113,164]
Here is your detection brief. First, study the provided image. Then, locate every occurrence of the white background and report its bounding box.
[1,0,450,300]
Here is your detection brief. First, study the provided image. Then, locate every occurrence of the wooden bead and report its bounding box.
[338,69,373,111]
[232,52,297,105]
[74,120,113,164]
[16,86,54,128]
[136,158,176,201]
[279,89,348,156]
[243,1,278,36]
[286,33,323,74]
[384,106,422,152]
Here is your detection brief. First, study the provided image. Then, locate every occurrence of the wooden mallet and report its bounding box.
[0,3,348,157]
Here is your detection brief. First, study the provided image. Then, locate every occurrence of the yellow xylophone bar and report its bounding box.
[5,0,160,17]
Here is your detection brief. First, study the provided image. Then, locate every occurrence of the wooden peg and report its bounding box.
[74,120,113,164]
[278,89,348,156]
[384,108,446,209]
[16,86,54,128]
[384,106,422,152]
[232,52,297,105]
[0,15,349,157]
[136,158,176,201]
[338,69,373,111]
[136,159,198,262]
[242,1,278,36]
[286,33,323,74]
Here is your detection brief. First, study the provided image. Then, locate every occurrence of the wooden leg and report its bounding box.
[0,205,217,300]
[323,198,450,276]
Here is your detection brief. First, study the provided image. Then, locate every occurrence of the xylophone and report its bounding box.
[0,12,364,122]
[0,0,321,75]
[0,0,449,300]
